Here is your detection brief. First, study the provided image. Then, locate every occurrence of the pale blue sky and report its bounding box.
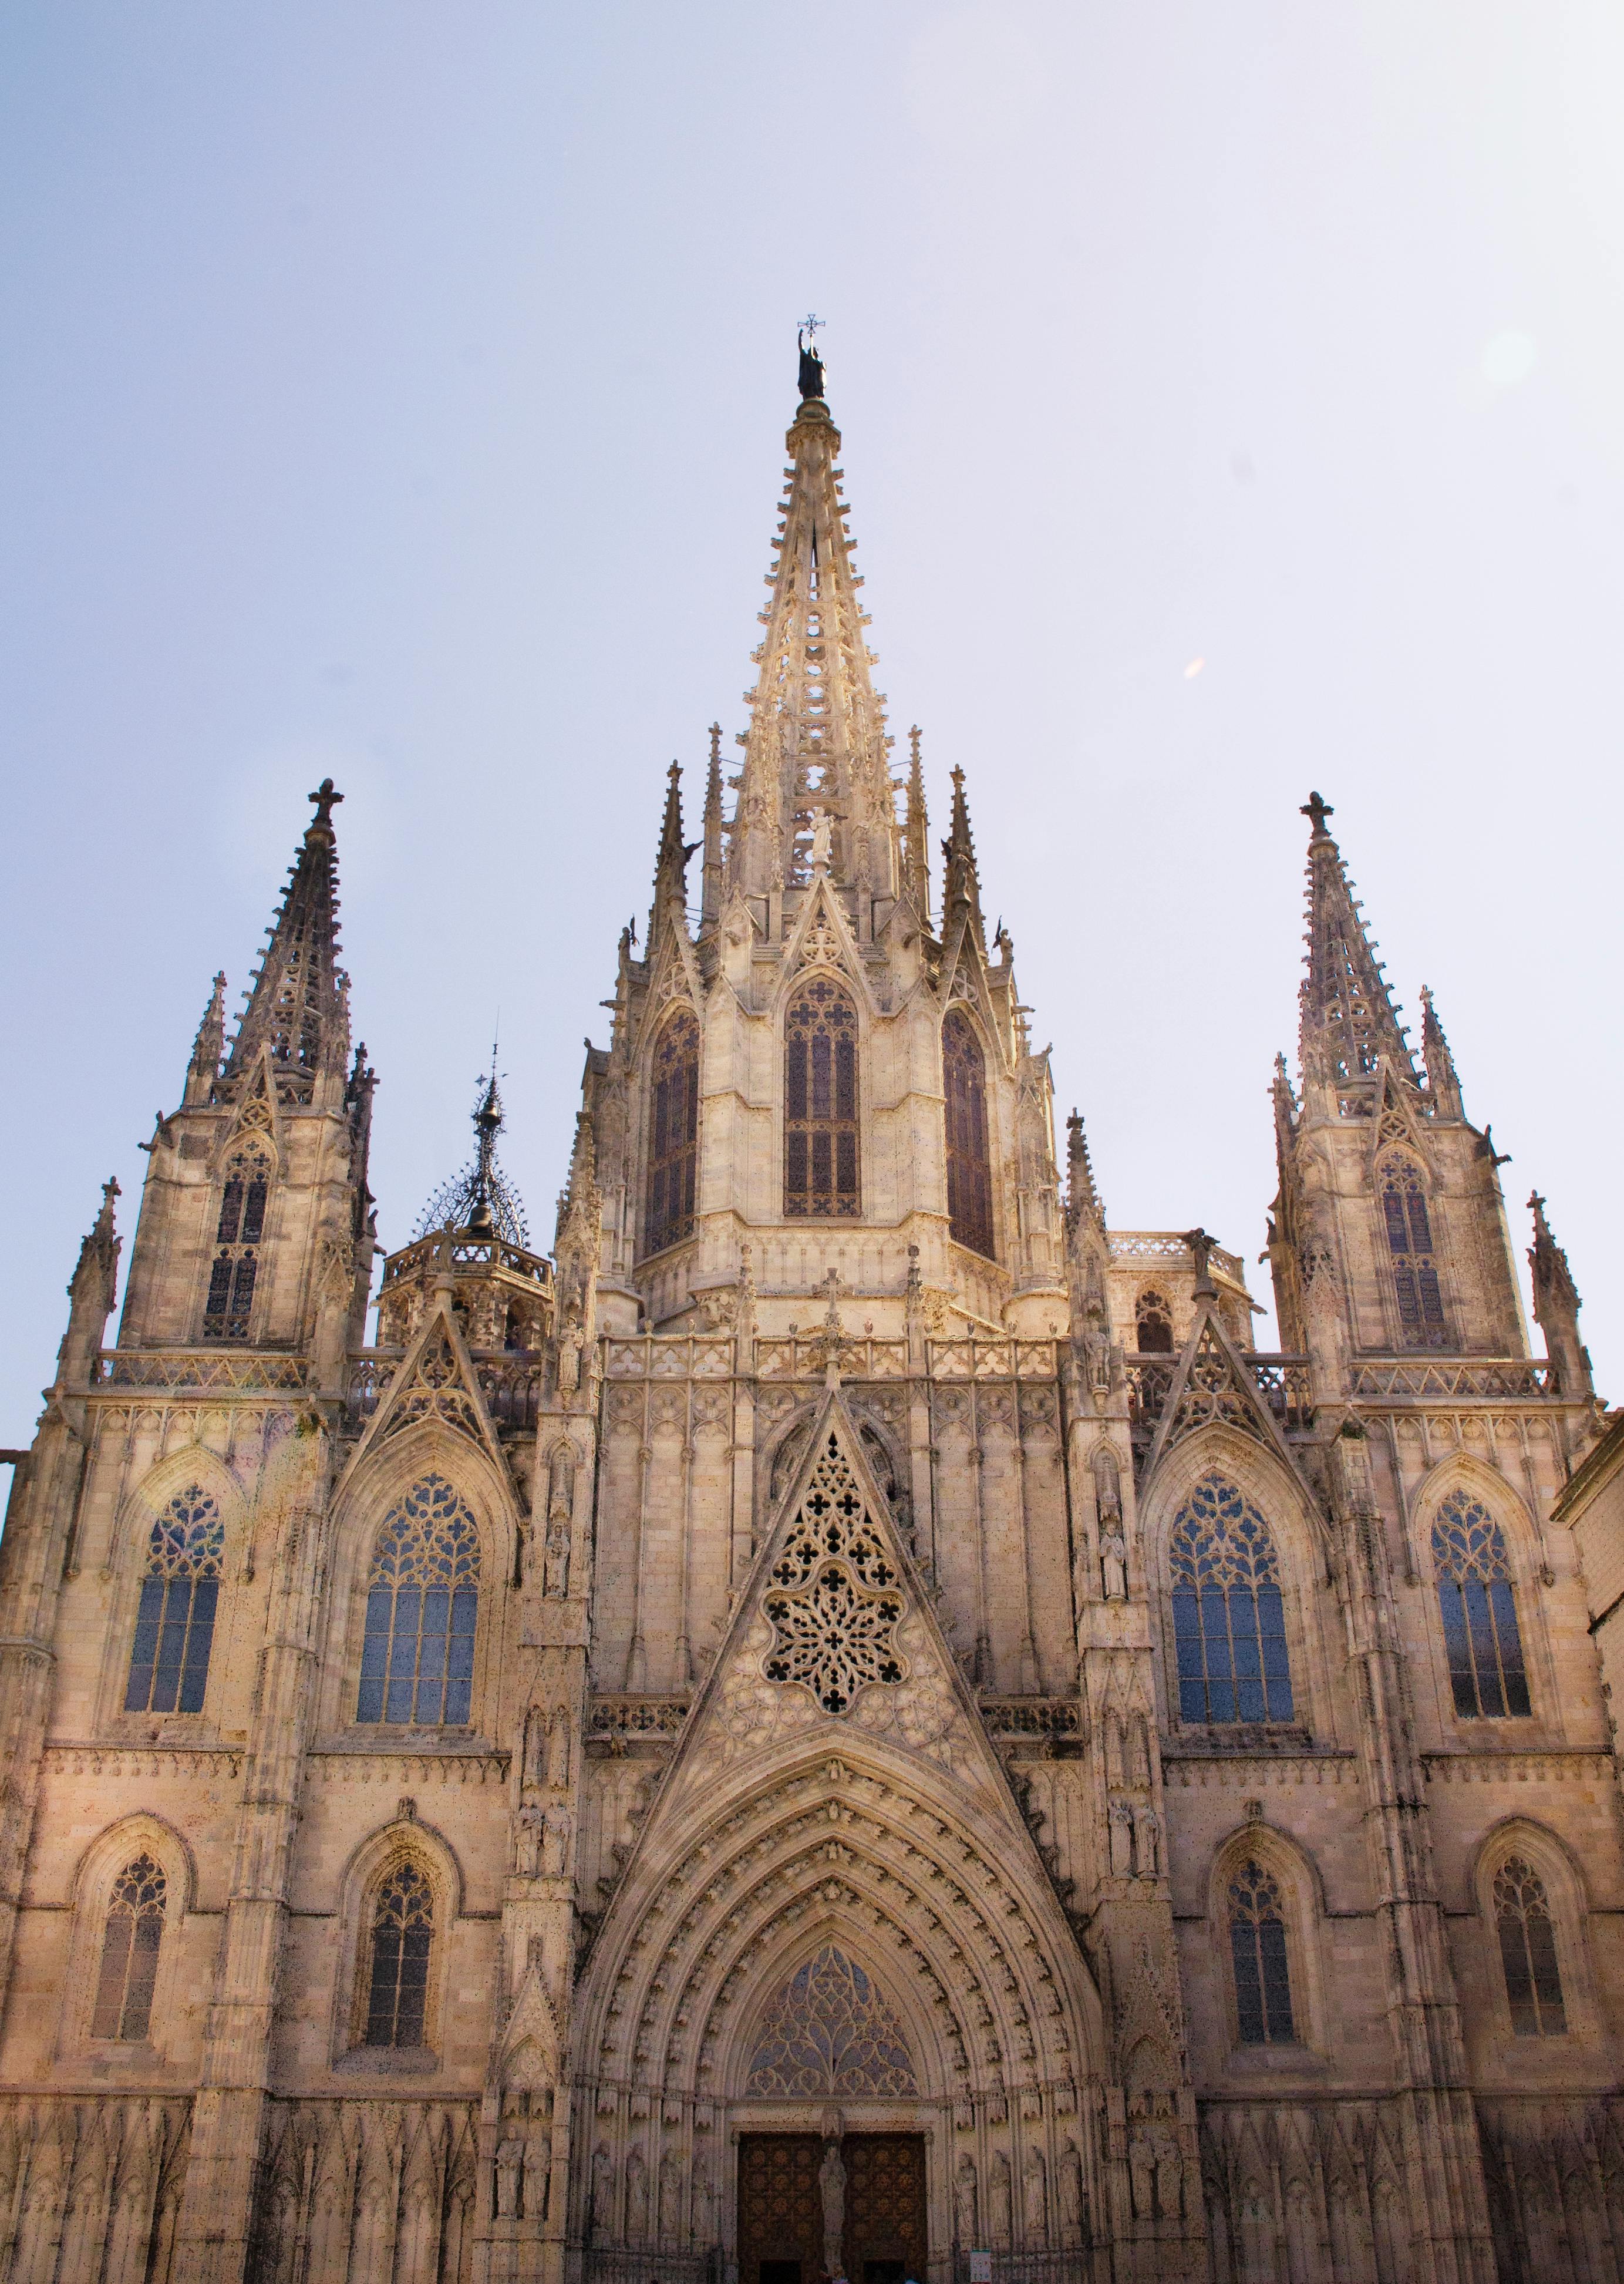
[3,2,1622,1429]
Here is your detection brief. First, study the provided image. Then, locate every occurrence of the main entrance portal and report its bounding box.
[737,2134,928,2284]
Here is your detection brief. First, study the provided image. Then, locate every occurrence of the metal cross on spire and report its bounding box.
[307,777,344,829]
[800,312,824,341]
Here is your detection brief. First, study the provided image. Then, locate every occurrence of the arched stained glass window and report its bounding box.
[784,978,860,1217]
[358,1476,481,1725]
[745,1944,918,2095]
[1380,1158,1447,1348]
[1228,1859,1295,2046]
[1494,1858,1566,2037]
[1432,1492,1529,1718]
[943,1010,994,1259]
[204,1145,270,1341]
[1136,1289,1174,1354]
[125,1485,225,1714]
[645,1007,700,1257]
[365,1863,434,2048]
[90,1856,166,2041]
[1170,1475,1293,1725]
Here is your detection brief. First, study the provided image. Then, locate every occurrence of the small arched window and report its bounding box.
[1228,1859,1295,2046]
[645,1007,700,1257]
[125,1486,224,1714]
[1432,1492,1530,1717]
[364,1863,434,2048]
[358,1476,481,1725]
[1136,1289,1174,1354]
[784,978,860,1218]
[204,1145,270,1341]
[1493,1858,1566,2036]
[1170,1475,1293,1725]
[943,1011,994,1259]
[90,1856,166,2041]
[1380,1157,1446,1348]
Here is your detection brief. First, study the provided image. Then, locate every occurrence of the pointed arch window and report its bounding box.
[364,1863,434,2048]
[203,1144,271,1340]
[1170,1475,1293,1725]
[125,1485,224,1714]
[1493,1858,1566,2036]
[90,1855,166,2041]
[358,1475,480,1725]
[1228,1859,1295,2045]
[784,978,860,1217]
[1135,1289,1174,1354]
[1380,1157,1447,1348]
[645,1007,700,1257]
[943,1010,995,1258]
[1432,1491,1529,1717]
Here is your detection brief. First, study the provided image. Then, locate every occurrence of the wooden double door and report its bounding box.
[737,2133,927,2284]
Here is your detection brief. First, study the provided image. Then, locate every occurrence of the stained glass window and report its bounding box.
[1494,1858,1566,2036]
[1432,1493,1529,1718]
[90,1856,166,2040]
[1136,1289,1174,1354]
[1169,1471,1297,1717]
[943,1010,994,1259]
[645,1008,700,1257]
[1380,1158,1447,1348]
[784,979,860,1217]
[365,1863,434,2048]
[746,1945,918,2094]
[1170,1475,1293,1725]
[204,1147,270,1341]
[1228,1860,1295,2045]
[358,1475,480,1725]
[125,1485,225,1714]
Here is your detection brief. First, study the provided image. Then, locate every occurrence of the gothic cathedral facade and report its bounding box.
[1,348,1619,2284]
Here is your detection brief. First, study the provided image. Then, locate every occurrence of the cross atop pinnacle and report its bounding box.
[308,777,343,830]
[1300,790,1334,837]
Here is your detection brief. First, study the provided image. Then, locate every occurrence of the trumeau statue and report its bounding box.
[0,329,1613,2284]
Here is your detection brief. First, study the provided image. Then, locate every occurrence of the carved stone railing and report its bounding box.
[1124,1354,1313,1454]
[1110,1229,1246,1286]
[379,1232,552,1290]
[587,1696,691,1741]
[1351,1357,1554,1401]
[604,1335,735,1380]
[758,1334,911,1380]
[345,1348,544,1429]
[929,1337,1058,1381]
[95,1348,308,1391]
[1245,1355,1315,1429]
[979,1696,1083,1737]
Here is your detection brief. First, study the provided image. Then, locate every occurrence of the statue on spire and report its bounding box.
[797,315,826,402]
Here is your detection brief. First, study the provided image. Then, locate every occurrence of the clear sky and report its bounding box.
[3,2,1621,1435]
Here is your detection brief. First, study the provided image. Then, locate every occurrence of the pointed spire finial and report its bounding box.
[1296,793,1414,1099]
[1527,1190,1592,1398]
[415,1055,528,1248]
[700,725,726,929]
[1300,790,1334,839]
[223,783,348,1099]
[1066,1109,1102,1226]
[904,726,931,928]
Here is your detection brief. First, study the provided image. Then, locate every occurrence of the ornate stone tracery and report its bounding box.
[744,1943,918,2094]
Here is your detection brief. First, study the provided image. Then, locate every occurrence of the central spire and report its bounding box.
[727,334,899,903]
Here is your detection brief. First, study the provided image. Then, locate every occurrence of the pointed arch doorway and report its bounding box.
[737,2134,927,2284]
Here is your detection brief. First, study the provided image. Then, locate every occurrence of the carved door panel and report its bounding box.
[843,2134,927,2284]
[738,2134,824,2284]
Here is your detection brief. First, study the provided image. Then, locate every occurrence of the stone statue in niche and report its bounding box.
[546,1706,571,1789]
[541,1803,571,1876]
[1059,2141,1085,2239]
[818,2141,846,2279]
[591,2144,614,2235]
[1133,1802,1161,1879]
[514,1801,544,1880]
[990,2151,1013,2246]
[522,1704,547,1789]
[954,2154,978,2246]
[523,2132,549,2225]
[1128,2117,1155,2221]
[1022,2147,1046,2239]
[1109,1799,1135,1878]
[1099,1525,1128,1603]
[544,1516,571,1600]
[1151,2103,1184,2220]
[495,2135,523,2219]
[626,2148,648,2243]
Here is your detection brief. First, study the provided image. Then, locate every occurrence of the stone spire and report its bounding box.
[222,778,349,1102]
[727,336,898,901]
[941,765,986,953]
[55,1178,122,1390]
[650,761,696,940]
[1528,1191,1593,1400]
[1297,791,1414,1102]
[903,724,931,928]
[183,971,227,1106]
[1065,1109,1102,1229]
[1419,984,1464,1118]
[699,722,725,930]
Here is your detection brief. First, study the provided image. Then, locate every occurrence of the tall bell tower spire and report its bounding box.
[1298,789,1414,1112]
[727,330,899,906]
[221,777,350,1105]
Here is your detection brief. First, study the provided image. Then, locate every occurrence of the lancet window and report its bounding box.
[358,1476,480,1726]
[1432,1492,1530,1718]
[1170,1475,1293,1725]
[784,978,860,1217]
[125,1485,224,1714]
[645,1006,700,1257]
[203,1144,270,1340]
[1228,1859,1295,2045]
[90,1856,166,2041]
[1136,1289,1174,1353]
[363,1863,434,2048]
[1380,1156,1447,1348]
[943,1010,995,1257]
[1493,1858,1566,2036]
